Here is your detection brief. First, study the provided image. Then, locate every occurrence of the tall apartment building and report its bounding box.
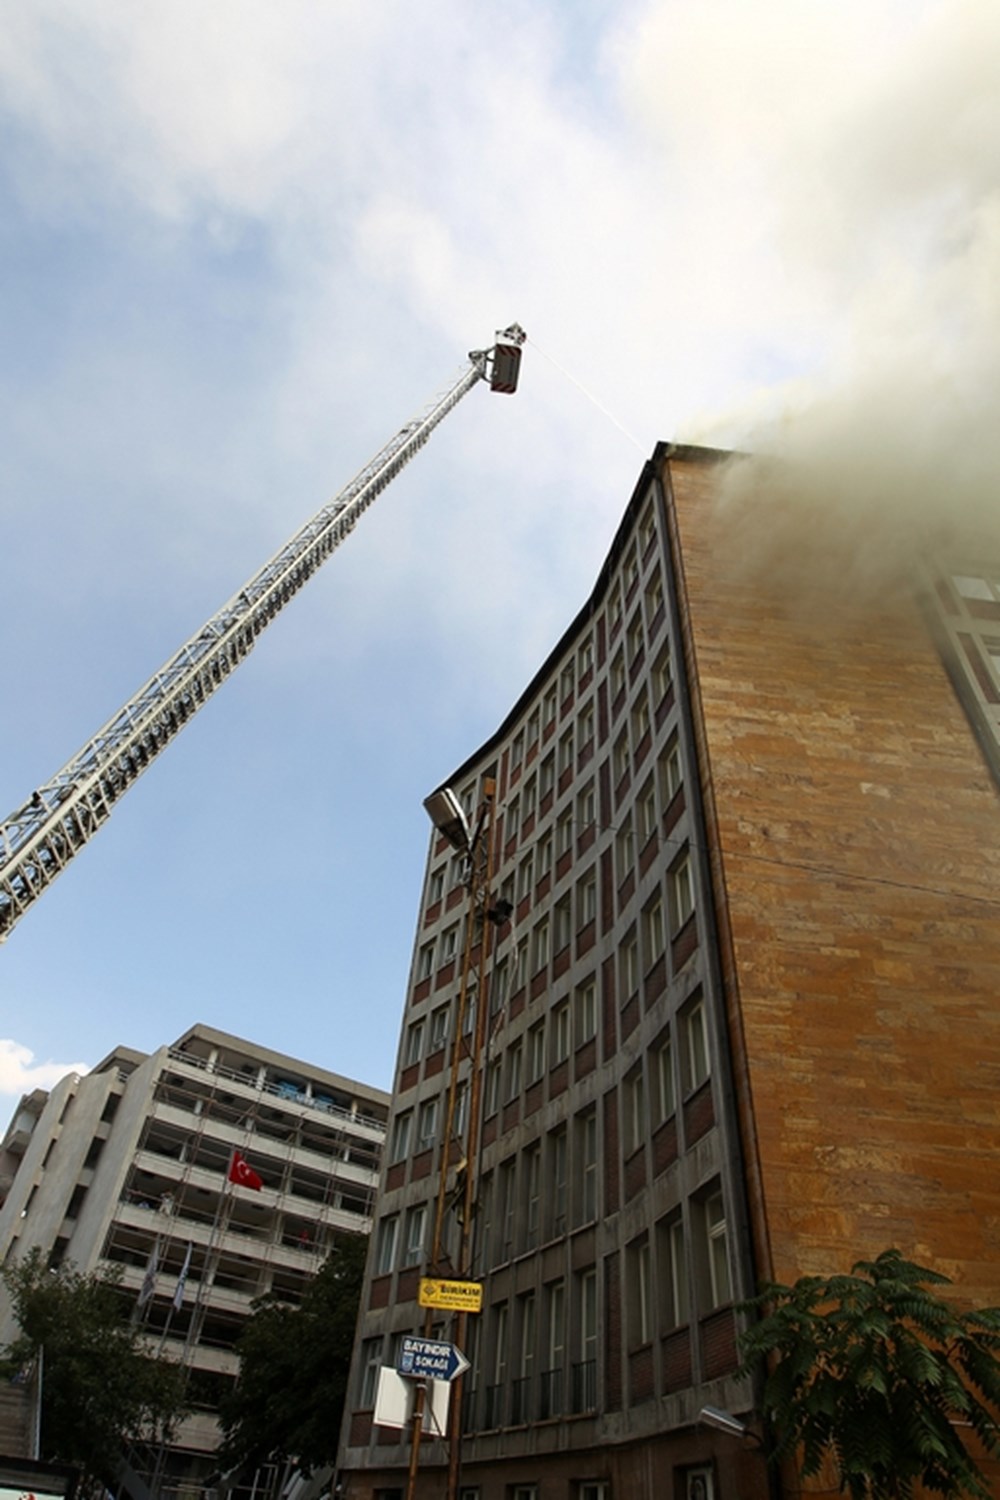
[338,444,1000,1500]
[0,1024,389,1499]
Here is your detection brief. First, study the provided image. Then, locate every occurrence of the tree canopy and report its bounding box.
[739,1248,1000,1500]
[0,1251,185,1492]
[219,1233,367,1477]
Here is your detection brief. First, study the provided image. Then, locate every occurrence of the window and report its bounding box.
[701,1190,731,1308]
[516,1293,536,1418]
[627,612,644,662]
[574,979,597,1046]
[498,1161,516,1259]
[528,1021,546,1085]
[532,916,550,972]
[506,1041,523,1102]
[578,637,594,678]
[391,1111,412,1161]
[518,852,535,902]
[404,1020,424,1067]
[491,957,509,1018]
[631,689,650,744]
[454,1080,469,1136]
[613,730,630,784]
[429,1004,450,1052]
[522,775,537,823]
[549,1125,568,1235]
[685,1469,715,1500]
[579,702,595,747]
[360,1337,382,1405]
[404,1204,426,1265]
[576,1269,598,1410]
[537,831,553,879]
[653,1033,675,1122]
[615,809,633,884]
[375,1215,399,1274]
[543,1281,566,1416]
[527,707,540,746]
[543,684,558,726]
[552,999,571,1063]
[554,895,572,954]
[610,649,626,699]
[576,1108,598,1223]
[441,924,460,963]
[668,849,694,932]
[681,995,710,1092]
[577,869,597,929]
[659,733,682,805]
[485,1057,502,1116]
[577,779,596,832]
[428,866,445,904]
[557,807,574,857]
[645,572,664,622]
[558,727,574,773]
[640,505,657,556]
[620,929,639,999]
[507,795,520,835]
[627,1236,651,1345]
[624,547,640,596]
[525,1145,541,1248]
[540,752,555,799]
[625,1066,645,1156]
[652,643,672,701]
[492,1300,510,1387]
[417,942,435,981]
[560,660,575,702]
[638,776,657,843]
[642,892,666,969]
[511,730,524,770]
[513,936,529,991]
[657,1212,688,1329]
[417,1096,438,1146]
[609,586,623,631]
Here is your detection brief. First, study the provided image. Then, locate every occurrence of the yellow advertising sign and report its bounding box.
[418,1277,483,1313]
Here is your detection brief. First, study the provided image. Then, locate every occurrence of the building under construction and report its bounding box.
[0,1023,389,1500]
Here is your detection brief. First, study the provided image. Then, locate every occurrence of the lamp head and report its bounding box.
[423,787,472,854]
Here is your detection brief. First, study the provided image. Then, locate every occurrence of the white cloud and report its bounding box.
[0,1039,89,1102]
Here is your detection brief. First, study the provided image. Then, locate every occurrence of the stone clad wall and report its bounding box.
[665,451,1000,1304]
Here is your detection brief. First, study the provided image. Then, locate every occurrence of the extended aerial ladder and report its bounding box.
[0,324,526,942]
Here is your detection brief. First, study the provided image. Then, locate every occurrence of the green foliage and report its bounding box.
[739,1249,1000,1500]
[219,1234,367,1477]
[0,1250,186,1491]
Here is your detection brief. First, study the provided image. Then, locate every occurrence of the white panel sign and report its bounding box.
[372,1367,450,1435]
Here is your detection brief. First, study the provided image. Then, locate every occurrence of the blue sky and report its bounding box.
[1,0,995,1113]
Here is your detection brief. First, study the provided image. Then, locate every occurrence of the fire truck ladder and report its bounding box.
[0,325,526,942]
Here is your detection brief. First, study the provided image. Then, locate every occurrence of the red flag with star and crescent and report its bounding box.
[228,1150,263,1191]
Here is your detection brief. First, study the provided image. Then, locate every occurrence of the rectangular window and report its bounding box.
[610,649,626,699]
[625,1066,645,1156]
[631,689,651,744]
[645,572,664,621]
[560,661,575,702]
[659,732,682,805]
[653,1033,675,1122]
[640,505,657,556]
[627,1237,651,1345]
[360,1337,382,1406]
[417,1096,438,1145]
[657,1212,688,1330]
[638,776,657,843]
[668,848,694,932]
[559,727,575,773]
[574,979,597,1046]
[616,808,633,885]
[428,866,445,904]
[417,941,435,981]
[627,613,643,662]
[511,730,524,769]
[375,1215,398,1274]
[527,707,540,746]
[552,1000,571,1064]
[543,685,558,726]
[525,1145,541,1249]
[441,924,460,963]
[518,852,535,901]
[391,1111,412,1161]
[485,1057,502,1116]
[528,1021,546,1085]
[609,587,622,630]
[532,917,550,972]
[578,638,594,678]
[506,1041,523,1102]
[576,1108,598,1224]
[499,1161,516,1260]
[513,936,529,991]
[620,929,639,1000]
[430,1004,450,1051]
[642,892,666,969]
[523,775,537,823]
[624,547,639,596]
[696,1189,731,1310]
[537,831,553,878]
[577,780,596,832]
[682,995,710,1092]
[540,752,555,799]
[404,1020,425,1066]
[404,1204,426,1265]
[550,1126,568,1236]
[652,643,672,701]
[554,894,572,953]
[579,702,595,747]
[557,808,574,857]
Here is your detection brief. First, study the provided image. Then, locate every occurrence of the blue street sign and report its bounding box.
[397,1335,470,1383]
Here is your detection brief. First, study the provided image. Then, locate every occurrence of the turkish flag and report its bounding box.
[228,1150,263,1191]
